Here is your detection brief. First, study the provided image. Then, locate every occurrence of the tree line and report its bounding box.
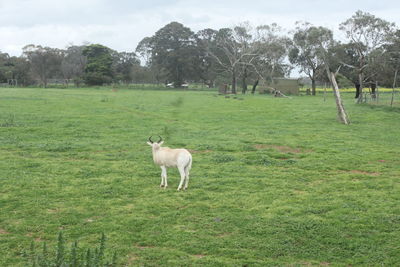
[0,44,148,87]
[1,10,400,100]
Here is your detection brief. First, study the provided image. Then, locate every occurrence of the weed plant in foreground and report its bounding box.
[0,87,399,266]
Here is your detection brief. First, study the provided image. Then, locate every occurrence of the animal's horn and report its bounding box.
[148,136,154,143]
[157,135,163,143]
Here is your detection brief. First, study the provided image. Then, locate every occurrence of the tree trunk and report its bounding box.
[355,82,360,98]
[329,72,350,124]
[231,70,237,94]
[357,72,364,103]
[251,79,259,94]
[241,68,247,94]
[311,78,316,96]
[370,82,376,99]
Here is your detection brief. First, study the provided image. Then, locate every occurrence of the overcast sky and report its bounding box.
[1,0,399,57]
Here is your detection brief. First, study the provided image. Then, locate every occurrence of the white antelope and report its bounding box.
[147,136,192,190]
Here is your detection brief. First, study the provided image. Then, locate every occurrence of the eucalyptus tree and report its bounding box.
[339,10,395,103]
[211,23,291,94]
[131,64,154,84]
[112,51,140,84]
[82,44,114,85]
[331,43,359,92]
[235,23,254,94]
[22,44,63,87]
[61,45,87,86]
[301,25,350,124]
[385,30,400,83]
[289,22,331,95]
[0,51,10,83]
[138,22,199,88]
[135,37,153,66]
[337,43,389,98]
[383,29,400,106]
[208,27,239,93]
[196,28,219,88]
[251,23,291,93]
[6,56,33,86]
[135,37,166,84]
[209,23,259,94]
[1,52,33,86]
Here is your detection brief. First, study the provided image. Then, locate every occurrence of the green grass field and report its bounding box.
[0,87,399,266]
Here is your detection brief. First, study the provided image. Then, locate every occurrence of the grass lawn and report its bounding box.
[0,87,399,266]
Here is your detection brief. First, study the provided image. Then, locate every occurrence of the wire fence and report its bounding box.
[298,86,400,108]
[360,91,400,108]
[2,81,400,107]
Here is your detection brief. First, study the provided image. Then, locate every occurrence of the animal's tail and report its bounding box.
[186,154,192,171]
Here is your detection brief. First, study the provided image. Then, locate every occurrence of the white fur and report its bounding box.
[147,140,192,190]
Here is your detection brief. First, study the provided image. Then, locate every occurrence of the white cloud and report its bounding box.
[0,0,399,56]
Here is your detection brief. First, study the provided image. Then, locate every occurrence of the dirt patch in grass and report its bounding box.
[254,144,312,153]
[0,228,10,234]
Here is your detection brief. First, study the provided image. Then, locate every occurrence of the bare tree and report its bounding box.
[208,22,290,94]
[208,23,257,94]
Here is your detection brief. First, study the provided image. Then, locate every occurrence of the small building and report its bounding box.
[259,78,300,95]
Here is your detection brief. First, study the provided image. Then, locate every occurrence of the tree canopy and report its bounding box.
[1,10,400,93]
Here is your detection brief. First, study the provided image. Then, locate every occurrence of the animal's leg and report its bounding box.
[160,166,167,188]
[177,166,185,191]
[184,167,190,190]
[164,167,168,188]
[160,167,164,187]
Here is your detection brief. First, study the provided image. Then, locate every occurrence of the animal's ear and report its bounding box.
[158,141,164,145]
[147,142,153,146]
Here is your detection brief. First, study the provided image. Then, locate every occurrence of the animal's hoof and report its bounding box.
[160,184,164,188]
